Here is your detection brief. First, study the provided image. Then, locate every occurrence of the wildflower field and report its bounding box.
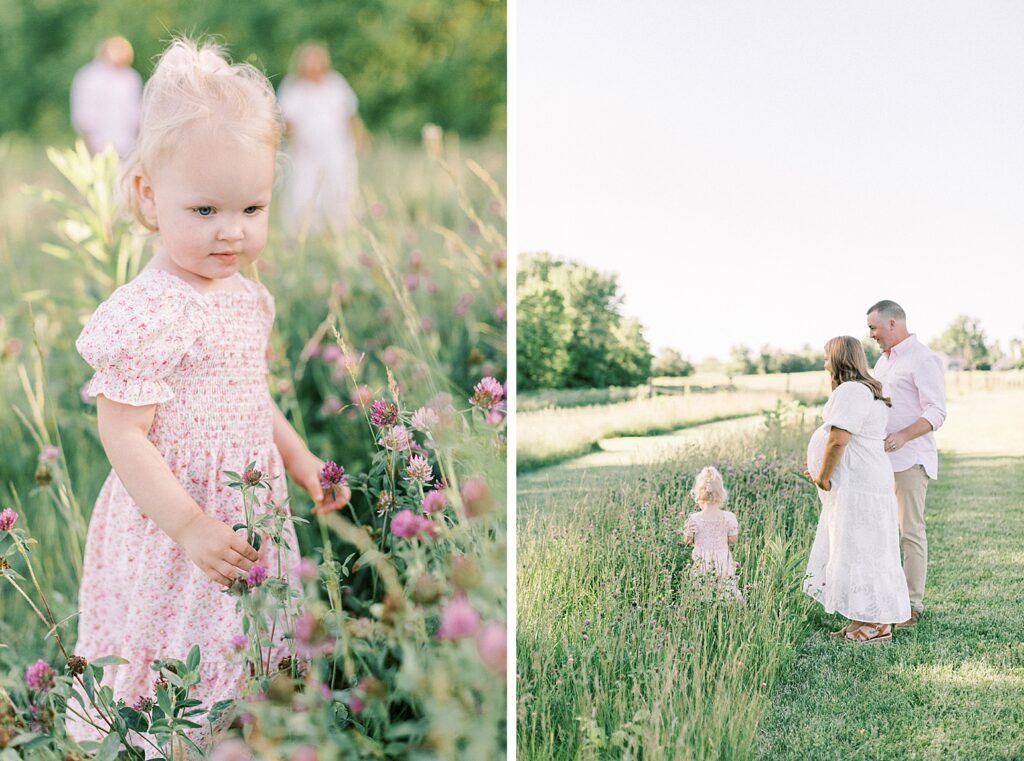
[0,135,507,760]
[517,376,1024,760]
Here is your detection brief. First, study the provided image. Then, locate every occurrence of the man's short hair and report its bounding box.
[866,300,906,321]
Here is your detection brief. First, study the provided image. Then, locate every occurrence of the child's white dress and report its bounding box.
[685,509,742,600]
[71,267,301,745]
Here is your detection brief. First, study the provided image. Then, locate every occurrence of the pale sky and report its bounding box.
[517,1,1023,361]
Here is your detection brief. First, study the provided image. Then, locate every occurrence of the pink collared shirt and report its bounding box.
[873,334,947,479]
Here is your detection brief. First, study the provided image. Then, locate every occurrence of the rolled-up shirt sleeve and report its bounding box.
[915,354,947,431]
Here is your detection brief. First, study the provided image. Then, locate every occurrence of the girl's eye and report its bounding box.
[194,207,215,217]
[244,206,264,215]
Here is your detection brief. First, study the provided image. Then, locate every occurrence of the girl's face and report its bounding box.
[136,121,275,287]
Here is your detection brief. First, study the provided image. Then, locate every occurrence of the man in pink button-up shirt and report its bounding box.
[867,300,947,627]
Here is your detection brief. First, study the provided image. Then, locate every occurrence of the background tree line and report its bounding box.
[715,314,1020,378]
[0,0,505,141]
[517,253,652,391]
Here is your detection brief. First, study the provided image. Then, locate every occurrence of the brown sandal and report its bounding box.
[845,623,892,643]
[830,621,861,638]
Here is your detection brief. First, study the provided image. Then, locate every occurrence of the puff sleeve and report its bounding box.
[75,278,204,406]
[726,511,739,538]
[822,381,873,435]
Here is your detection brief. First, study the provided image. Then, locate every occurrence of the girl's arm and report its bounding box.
[271,403,350,513]
[97,396,259,586]
[814,427,852,491]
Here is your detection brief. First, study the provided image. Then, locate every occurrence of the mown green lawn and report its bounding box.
[758,397,1024,760]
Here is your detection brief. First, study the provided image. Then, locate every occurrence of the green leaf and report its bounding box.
[161,668,185,689]
[6,733,40,748]
[185,644,200,672]
[156,686,172,715]
[91,655,129,668]
[82,666,96,700]
[95,731,122,761]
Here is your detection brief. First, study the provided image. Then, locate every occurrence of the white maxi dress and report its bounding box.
[803,381,911,624]
[278,70,359,236]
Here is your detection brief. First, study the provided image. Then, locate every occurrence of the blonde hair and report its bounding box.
[824,336,892,407]
[120,37,283,231]
[691,466,727,508]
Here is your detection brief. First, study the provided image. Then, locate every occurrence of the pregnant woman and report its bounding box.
[803,336,911,643]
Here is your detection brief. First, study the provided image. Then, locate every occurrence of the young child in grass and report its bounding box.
[682,466,742,601]
[69,38,349,750]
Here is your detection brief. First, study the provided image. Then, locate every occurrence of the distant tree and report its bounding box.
[727,344,755,377]
[607,318,653,386]
[933,315,992,370]
[861,336,881,367]
[651,348,694,377]
[516,281,571,391]
[756,344,777,375]
[1009,336,1024,369]
[516,253,652,389]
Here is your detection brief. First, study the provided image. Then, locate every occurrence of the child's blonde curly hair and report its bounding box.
[120,37,284,232]
[691,465,727,508]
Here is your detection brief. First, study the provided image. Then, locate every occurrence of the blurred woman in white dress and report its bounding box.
[278,42,361,237]
[803,336,911,643]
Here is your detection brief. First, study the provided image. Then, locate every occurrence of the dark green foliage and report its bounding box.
[516,253,653,390]
[0,0,505,140]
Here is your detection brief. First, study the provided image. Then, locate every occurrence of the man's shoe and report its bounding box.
[895,609,921,629]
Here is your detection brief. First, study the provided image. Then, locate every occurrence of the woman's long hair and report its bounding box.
[824,336,892,407]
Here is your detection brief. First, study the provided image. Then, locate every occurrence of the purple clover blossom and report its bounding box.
[246,565,268,588]
[350,385,373,407]
[405,454,433,483]
[38,446,60,463]
[411,406,440,432]
[379,425,413,452]
[0,508,17,532]
[421,490,448,514]
[319,461,348,498]
[25,660,55,693]
[230,634,248,652]
[470,377,504,412]
[376,491,395,515]
[436,596,481,640]
[370,399,399,427]
[390,510,437,540]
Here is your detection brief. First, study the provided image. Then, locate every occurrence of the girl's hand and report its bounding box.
[177,513,260,587]
[287,449,351,515]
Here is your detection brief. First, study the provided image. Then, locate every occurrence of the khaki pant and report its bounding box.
[894,464,930,614]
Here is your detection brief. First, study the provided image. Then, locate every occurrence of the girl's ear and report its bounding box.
[134,173,157,224]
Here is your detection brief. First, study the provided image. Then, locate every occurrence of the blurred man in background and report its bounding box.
[70,36,143,158]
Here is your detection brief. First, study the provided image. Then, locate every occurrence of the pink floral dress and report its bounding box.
[70,267,301,746]
[684,509,742,601]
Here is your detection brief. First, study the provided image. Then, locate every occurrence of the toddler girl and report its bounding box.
[682,466,742,601]
[70,38,347,749]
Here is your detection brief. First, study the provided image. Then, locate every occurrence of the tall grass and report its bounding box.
[517,422,821,760]
[517,391,793,473]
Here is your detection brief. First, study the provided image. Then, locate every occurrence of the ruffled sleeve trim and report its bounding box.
[76,272,206,406]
